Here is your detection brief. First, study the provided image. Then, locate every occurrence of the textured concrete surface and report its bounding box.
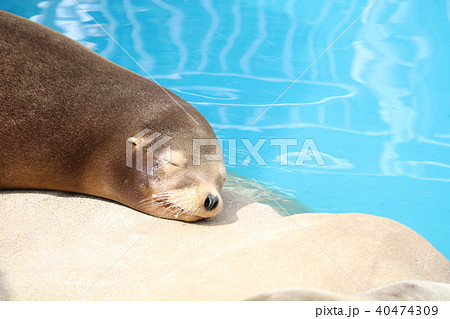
[247,281,450,301]
[0,189,449,300]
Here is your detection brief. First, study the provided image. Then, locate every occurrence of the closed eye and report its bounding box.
[169,162,182,168]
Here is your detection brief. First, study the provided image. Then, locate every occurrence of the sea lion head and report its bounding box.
[122,125,226,222]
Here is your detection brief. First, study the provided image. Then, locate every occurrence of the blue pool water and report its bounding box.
[2,0,449,258]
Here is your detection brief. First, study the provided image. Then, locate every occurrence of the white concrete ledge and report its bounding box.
[0,189,448,300]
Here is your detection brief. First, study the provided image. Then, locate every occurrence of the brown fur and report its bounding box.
[0,11,225,221]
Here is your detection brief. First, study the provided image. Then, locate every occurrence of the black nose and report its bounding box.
[204,194,219,210]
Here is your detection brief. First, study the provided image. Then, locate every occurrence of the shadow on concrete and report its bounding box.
[0,189,247,227]
[195,189,254,226]
[0,271,9,301]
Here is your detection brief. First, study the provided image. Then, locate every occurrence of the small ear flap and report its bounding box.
[126,129,171,173]
[127,128,152,146]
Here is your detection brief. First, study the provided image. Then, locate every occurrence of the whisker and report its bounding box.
[137,187,204,218]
